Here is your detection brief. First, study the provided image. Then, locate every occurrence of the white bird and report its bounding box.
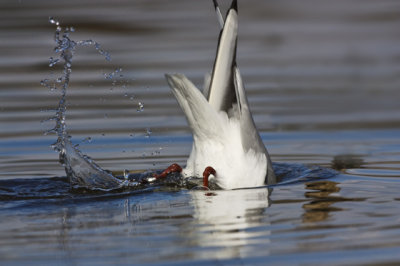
[159,0,276,189]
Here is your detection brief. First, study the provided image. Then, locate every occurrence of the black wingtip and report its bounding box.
[230,0,238,12]
[212,0,218,9]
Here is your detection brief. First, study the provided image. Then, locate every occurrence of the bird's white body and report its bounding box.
[165,0,275,189]
[187,134,268,190]
[184,99,268,189]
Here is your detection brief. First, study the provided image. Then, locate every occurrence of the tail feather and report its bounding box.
[165,74,223,140]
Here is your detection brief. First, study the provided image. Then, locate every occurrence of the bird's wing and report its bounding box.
[234,67,276,184]
[207,0,238,112]
[202,72,212,97]
[202,0,223,97]
[165,73,223,141]
[212,0,225,29]
[233,67,264,153]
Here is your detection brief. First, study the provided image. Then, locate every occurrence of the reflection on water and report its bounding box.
[302,181,342,223]
[331,154,364,170]
[190,189,271,259]
[1,0,400,264]
[1,175,400,264]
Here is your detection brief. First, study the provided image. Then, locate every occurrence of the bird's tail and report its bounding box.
[165,74,223,141]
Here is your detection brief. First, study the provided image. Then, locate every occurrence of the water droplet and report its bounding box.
[49,17,59,26]
[103,52,111,61]
[137,102,144,112]
[145,128,152,138]
[49,57,59,67]
[83,136,92,143]
[104,73,112,80]
[123,169,129,180]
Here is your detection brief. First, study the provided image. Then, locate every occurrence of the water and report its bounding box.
[1,0,400,264]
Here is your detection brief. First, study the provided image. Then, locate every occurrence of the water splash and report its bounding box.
[42,17,137,190]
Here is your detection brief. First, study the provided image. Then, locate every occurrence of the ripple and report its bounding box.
[345,168,400,178]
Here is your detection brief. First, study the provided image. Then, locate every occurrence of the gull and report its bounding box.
[157,0,276,189]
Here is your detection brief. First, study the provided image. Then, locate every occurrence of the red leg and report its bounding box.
[153,163,182,179]
[203,166,216,188]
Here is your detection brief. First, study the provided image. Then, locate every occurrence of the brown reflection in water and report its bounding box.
[302,180,368,223]
[332,154,364,171]
[302,181,342,223]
